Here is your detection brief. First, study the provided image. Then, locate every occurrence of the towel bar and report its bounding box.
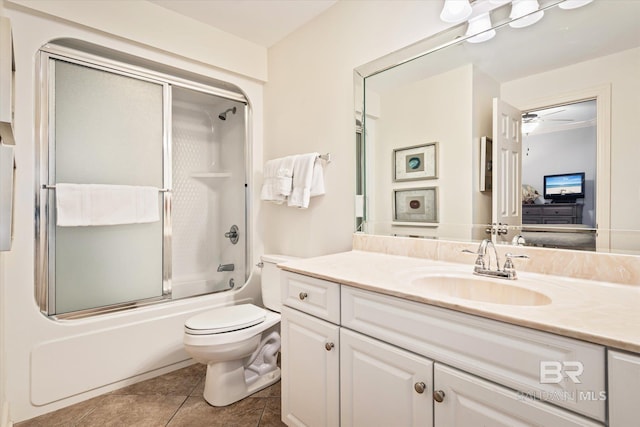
[42,184,171,192]
[318,153,331,163]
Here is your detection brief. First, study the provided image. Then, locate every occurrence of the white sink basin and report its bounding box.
[411,274,551,306]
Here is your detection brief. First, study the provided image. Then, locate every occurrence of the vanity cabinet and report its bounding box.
[608,350,640,426]
[281,272,341,427]
[281,271,607,427]
[341,285,605,423]
[433,363,601,426]
[340,328,433,427]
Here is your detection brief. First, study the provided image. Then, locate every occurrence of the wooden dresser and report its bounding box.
[522,203,583,224]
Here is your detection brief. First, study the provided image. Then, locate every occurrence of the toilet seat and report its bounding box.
[185,304,266,335]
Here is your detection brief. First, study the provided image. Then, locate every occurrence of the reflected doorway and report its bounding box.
[520,99,597,251]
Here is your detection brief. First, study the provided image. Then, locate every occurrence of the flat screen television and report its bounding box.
[543,172,585,203]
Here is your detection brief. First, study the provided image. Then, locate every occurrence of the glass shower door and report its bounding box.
[49,58,167,315]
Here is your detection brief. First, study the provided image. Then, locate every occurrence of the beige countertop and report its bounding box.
[279,250,640,353]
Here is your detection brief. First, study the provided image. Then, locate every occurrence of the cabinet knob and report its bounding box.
[325,342,335,351]
[414,382,426,394]
[299,292,308,300]
[433,390,446,403]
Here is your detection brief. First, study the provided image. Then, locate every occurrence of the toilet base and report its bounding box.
[202,360,281,407]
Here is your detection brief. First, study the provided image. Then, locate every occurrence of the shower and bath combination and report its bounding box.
[38,48,249,316]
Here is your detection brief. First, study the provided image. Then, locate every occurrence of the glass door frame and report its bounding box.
[35,42,250,319]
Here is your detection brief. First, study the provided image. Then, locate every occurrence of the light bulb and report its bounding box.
[522,121,539,134]
[509,0,544,28]
[558,0,594,10]
[466,13,496,44]
[440,0,472,23]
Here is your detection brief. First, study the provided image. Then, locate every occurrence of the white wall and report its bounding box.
[501,47,640,249]
[0,2,265,422]
[263,0,451,257]
[371,65,474,239]
[6,0,267,81]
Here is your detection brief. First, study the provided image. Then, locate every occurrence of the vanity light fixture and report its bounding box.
[558,0,593,9]
[465,13,496,43]
[509,0,544,28]
[440,0,473,23]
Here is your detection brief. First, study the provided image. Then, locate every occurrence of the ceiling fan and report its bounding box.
[522,109,572,123]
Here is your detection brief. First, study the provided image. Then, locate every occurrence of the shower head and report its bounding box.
[218,107,237,121]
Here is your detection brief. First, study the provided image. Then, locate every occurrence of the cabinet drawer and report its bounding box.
[281,271,340,323]
[523,206,542,215]
[341,286,606,422]
[545,206,576,216]
[434,364,602,427]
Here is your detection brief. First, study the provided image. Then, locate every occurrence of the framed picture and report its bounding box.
[393,142,438,182]
[393,187,438,224]
[479,136,493,192]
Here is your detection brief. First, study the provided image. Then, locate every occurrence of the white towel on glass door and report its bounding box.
[55,183,160,226]
[260,155,296,204]
[288,153,320,209]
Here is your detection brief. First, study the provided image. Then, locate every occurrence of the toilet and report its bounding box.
[183,254,297,406]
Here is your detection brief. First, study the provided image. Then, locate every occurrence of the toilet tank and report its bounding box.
[260,254,299,312]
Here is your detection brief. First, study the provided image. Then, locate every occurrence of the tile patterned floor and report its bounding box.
[15,364,286,427]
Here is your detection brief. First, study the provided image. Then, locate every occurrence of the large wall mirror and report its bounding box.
[354,0,640,255]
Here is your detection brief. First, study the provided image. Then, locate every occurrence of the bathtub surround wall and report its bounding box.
[0,2,265,422]
[171,88,247,299]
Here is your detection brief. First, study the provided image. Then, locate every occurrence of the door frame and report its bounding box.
[515,85,611,251]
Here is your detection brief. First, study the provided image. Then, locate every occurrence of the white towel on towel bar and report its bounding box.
[260,155,296,204]
[288,153,322,209]
[55,183,160,227]
[310,157,326,198]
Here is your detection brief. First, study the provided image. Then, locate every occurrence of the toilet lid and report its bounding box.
[185,304,267,335]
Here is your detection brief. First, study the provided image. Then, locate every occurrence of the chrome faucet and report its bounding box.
[462,239,528,280]
[217,263,235,272]
[511,234,526,246]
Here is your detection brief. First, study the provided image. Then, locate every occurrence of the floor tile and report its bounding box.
[252,380,281,398]
[190,376,206,397]
[113,364,205,396]
[14,396,106,427]
[76,395,187,427]
[15,365,284,427]
[258,397,286,427]
[167,396,266,427]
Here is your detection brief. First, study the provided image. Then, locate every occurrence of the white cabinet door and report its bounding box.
[281,306,339,427]
[433,364,602,427]
[340,329,433,427]
[608,350,640,426]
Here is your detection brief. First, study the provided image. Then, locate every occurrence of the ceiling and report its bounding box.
[148,0,338,47]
